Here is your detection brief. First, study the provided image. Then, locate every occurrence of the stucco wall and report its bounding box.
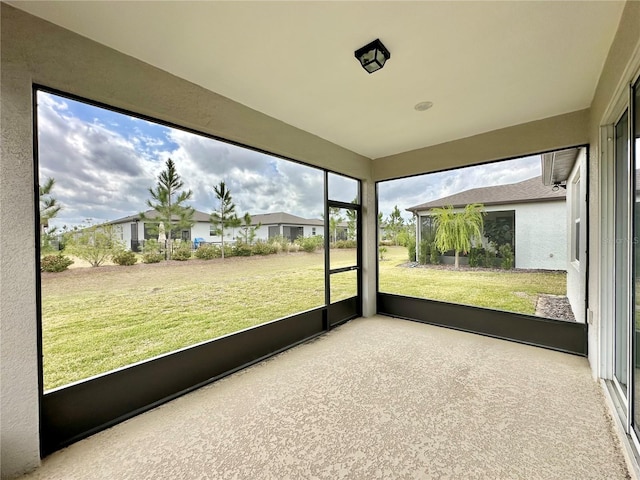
[372,109,590,181]
[566,149,588,324]
[588,0,640,379]
[0,5,372,478]
[514,202,567,270]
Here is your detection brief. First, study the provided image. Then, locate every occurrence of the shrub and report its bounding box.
[252,240,278,255]
[143,239,160,253]
[499,244,514,270]
[468,247,484,267]
[112,250,137,266]
[408,238,416,262]
[418,239,430,264]
[223,244,235,258]
[429,242,439,264]
[66,224,123,267]
[194,244,221,260]
[288,243,300,253]
[296,236,323,253]
[333,240,357,249]
[142,252,164,264]
[379,246,388,260]
[271,235,290,252]
[41,254,73,272]
[234,242,252,256]
[172,247,192,261]
[484,248,496,268]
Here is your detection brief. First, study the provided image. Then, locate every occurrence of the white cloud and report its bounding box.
[38,91,544,230]
[377,156,541,220]
[37,92,325,228]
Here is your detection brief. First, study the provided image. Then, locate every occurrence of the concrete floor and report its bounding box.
[19,316,630,479]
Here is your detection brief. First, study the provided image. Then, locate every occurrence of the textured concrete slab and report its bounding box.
[19,317,629,479]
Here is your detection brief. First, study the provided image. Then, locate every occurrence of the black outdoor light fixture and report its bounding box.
[355,38,391,74]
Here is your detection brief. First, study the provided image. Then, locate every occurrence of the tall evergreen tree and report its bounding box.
[142,158,194,260]
[238,212,260,245]
[210,181,238,259]
[345,198,358,241]
[386,205,405,246]
[328,207,344,243]
[39,177,61,233]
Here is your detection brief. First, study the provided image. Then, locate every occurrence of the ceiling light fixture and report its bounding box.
[354,38,391,74]
[414,101,434,111]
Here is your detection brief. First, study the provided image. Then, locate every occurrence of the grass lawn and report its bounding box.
[42,247,566,390]
[42,251,348,390]
[379,246,566,314]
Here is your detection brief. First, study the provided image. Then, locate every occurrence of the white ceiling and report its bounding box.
[10,1,625,159]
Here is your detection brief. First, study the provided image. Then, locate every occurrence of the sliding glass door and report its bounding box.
[614,109,630,399]
[613,77,640,440]
[633,78,640,436]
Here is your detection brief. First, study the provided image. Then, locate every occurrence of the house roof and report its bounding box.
[406,176,566,213]
[106,209,211,225]
[107,210,324,227]
[250,212,323,227]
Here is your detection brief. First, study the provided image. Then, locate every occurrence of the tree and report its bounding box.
[142,159,194,260]
[39,177,61,252]
[346,199,358,241]
[238,212,260,245]
[66,221,123,267]
[378,211,385,242]
[328,207,344,243]
[210,181,238,259]
[386,205,405,246]
[431,203,486,269]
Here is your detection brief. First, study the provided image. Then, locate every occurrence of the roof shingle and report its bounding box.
[406,176,566,212]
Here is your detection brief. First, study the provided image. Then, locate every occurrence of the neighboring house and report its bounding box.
[106,209,213,252]
[406,175,567,270]
[107,210,327,251]
[540,147,587,323]
[250,212,324,242]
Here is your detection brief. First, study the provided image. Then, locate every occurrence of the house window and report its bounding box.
[312,227,316,235]
[571,174,581,263]
[268,226,279,238]
[144,223,159,240]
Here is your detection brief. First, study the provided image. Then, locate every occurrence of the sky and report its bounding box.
[37,90,541,228]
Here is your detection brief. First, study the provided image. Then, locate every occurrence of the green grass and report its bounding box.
[42,247,566,390]
[42,251,355,390]
[379,246,566,314]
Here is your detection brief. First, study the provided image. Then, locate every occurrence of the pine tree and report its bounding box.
[386,205,404,246]
[142,159,194,260]
[210,181,238,259]
[239,212,260,245]
[39,177,61,233]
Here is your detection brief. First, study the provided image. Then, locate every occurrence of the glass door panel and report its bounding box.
[632,78,640,434]
[330,269,358,303]
[615,109,630,398]
[329,207,358,270]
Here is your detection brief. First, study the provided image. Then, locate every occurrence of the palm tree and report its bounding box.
[431,203,485,269]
